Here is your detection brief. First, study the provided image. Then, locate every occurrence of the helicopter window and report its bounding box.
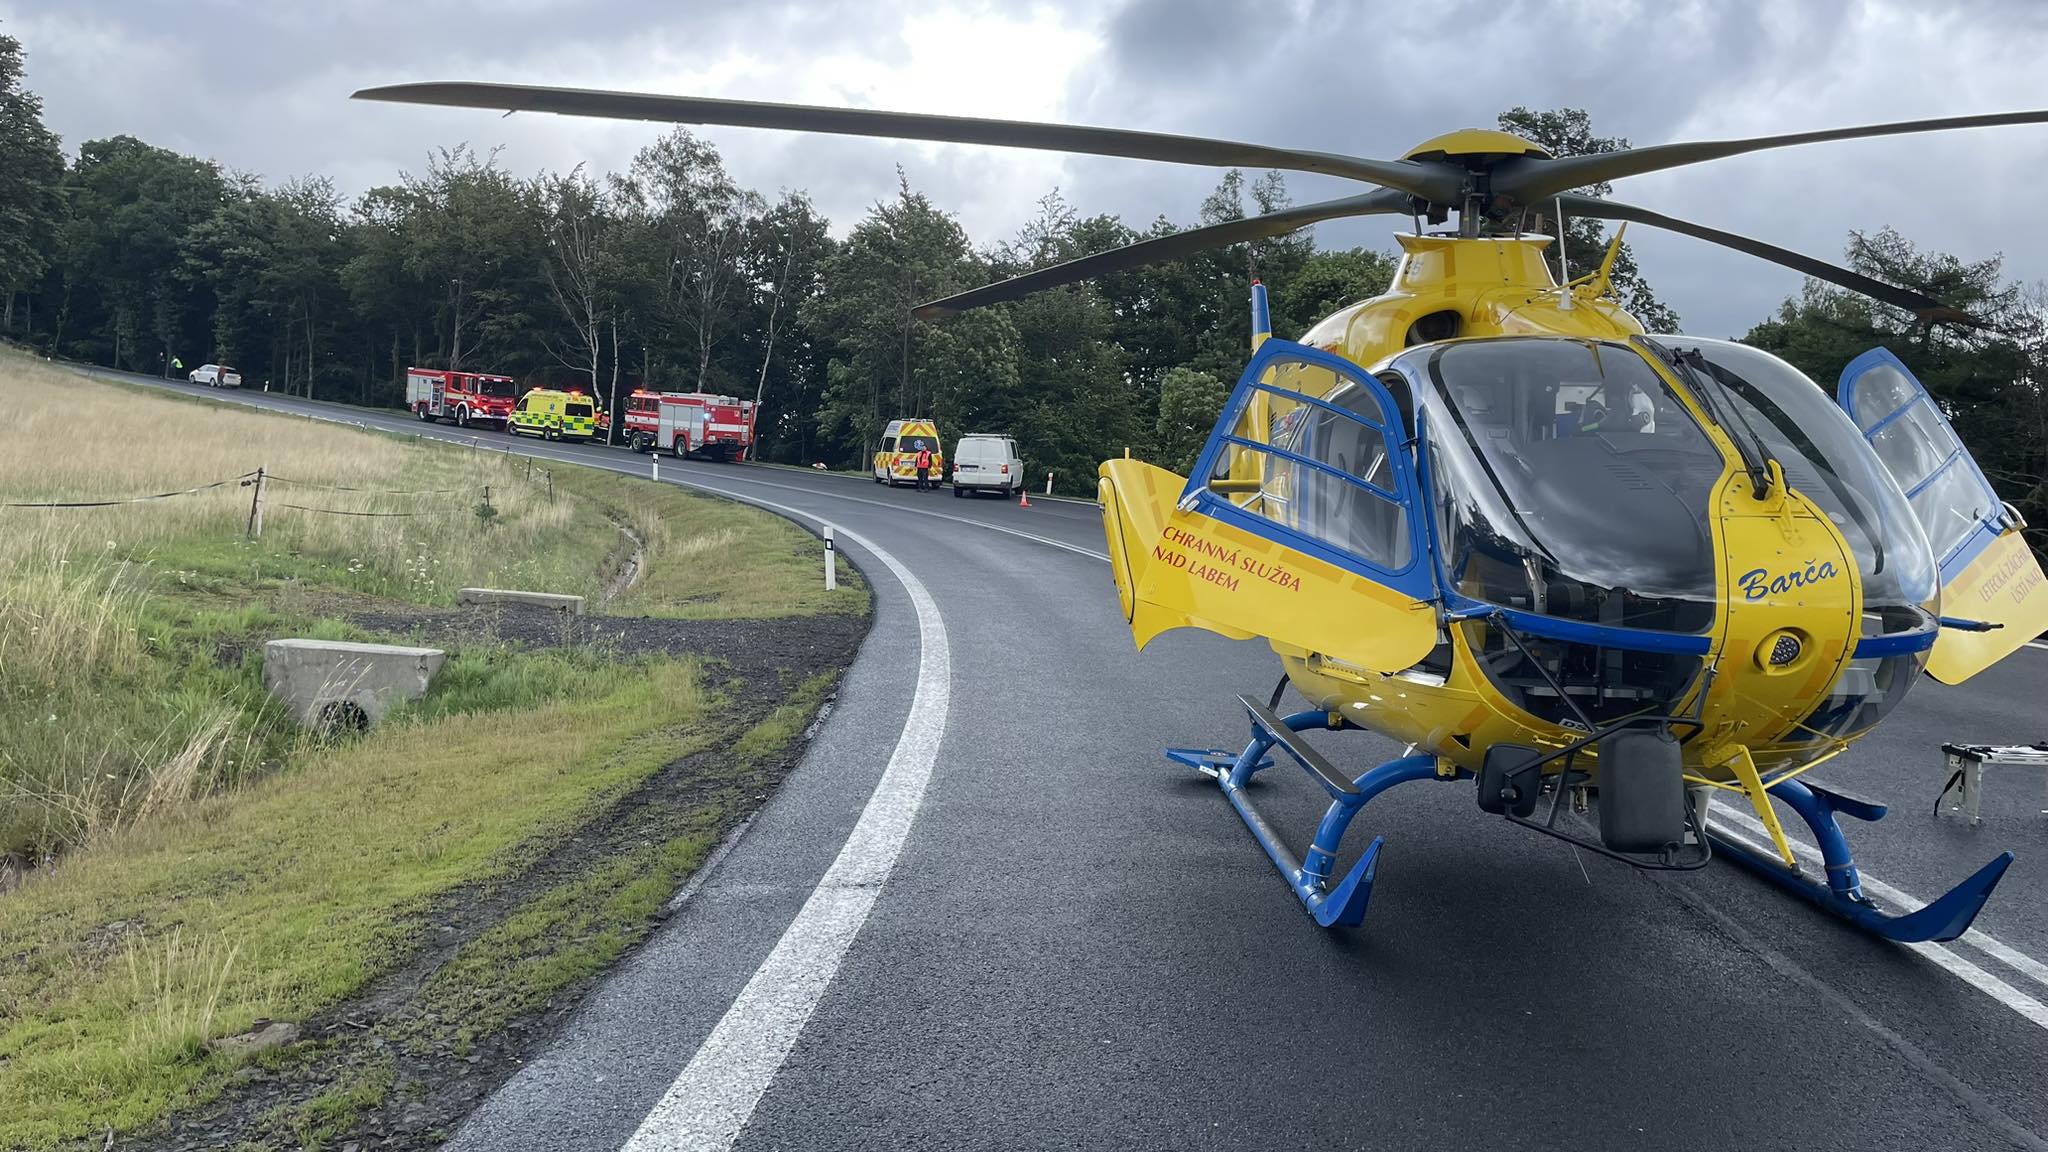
[1415,338,1723,634]
[1852,365,1992,566]
[1205,357,1412,574]
[1655,338,1938,625]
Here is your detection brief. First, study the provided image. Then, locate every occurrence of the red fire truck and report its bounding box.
[620,390,757,461]
[405,367,517,428]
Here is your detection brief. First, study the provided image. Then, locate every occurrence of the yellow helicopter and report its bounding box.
[354,82,2048,940]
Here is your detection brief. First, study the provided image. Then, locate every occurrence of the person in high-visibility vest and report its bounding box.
[914,444,934,491]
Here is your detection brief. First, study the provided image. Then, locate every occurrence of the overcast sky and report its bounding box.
[8,0,2047,338]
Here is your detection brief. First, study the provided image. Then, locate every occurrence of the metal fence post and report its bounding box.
[247,466,266,538]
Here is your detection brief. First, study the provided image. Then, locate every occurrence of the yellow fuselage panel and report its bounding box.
[1924,529,2048,684]
[1099,459,1437,672]
[1703,471,1863,773]
[1303,234,1645,370]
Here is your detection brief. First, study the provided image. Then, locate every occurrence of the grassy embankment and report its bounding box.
[0,351,865,1149]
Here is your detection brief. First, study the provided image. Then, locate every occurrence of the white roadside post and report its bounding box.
[823,526,837,591]
[652,455,660,483]
[1045,471,1054,496]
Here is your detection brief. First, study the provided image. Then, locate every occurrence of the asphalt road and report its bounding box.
[83,370,2048,1150]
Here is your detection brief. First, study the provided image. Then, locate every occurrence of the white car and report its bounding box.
[950,433,1025,497]
[189,364,242,388]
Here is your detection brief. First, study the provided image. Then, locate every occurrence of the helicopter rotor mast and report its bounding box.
[353,81,2048,324]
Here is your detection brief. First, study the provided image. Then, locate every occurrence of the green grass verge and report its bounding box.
[551,466,868,620]
[0,657,707,1150]
[403,670,840,1053]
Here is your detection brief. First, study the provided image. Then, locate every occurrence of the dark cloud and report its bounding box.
[9,0,2047,339]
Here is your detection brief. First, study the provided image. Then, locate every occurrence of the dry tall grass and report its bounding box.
[3,353,607,603]
[0,351,622,859]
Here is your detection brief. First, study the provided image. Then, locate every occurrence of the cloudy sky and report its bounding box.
[8,0,2047,337]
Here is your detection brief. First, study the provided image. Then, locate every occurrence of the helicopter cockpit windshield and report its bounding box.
[1412,338,1724,634]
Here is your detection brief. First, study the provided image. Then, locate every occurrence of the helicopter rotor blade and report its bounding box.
[1555,193,1975,325]
[352,81,1461,204]
[1498,109,2048,204]
[912,188,1411,319]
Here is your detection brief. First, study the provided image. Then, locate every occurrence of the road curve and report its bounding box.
[80,369,2048,1150]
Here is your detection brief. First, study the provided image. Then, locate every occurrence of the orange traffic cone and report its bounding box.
[1018,487,1031,508]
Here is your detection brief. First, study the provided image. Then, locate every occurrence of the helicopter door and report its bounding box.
[1837,347,2048,683]
[1100,339,1439,674]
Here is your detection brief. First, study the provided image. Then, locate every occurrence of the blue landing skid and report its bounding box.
[1166,699,1455,929]
[1705,777,2014,944]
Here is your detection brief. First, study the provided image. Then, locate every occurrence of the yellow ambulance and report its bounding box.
[873,419,945,488]
[509,388,598,442]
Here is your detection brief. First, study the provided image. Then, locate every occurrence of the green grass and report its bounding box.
[0,659,707,1149]
[553,466,868,620]
[731,672,841,766]
[414,832,718,1053]
[276,1055,395,1149]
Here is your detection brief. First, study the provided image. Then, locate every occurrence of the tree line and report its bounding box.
[2,31,2042,534]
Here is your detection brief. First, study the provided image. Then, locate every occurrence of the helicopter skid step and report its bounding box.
[1166,704,1457,929]
[1705,777,2013,944]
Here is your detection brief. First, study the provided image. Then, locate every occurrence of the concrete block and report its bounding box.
[263,639,446,730]
[456,587,586,614]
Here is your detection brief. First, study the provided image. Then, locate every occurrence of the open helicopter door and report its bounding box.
[1838,348,2048,683]
[1097,339,1440,673]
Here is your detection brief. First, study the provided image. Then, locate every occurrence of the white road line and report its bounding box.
[2028,640,2048,651]
[1963,929,2048,992]
[620,508,950,1152]
[1708,807,2048,1030]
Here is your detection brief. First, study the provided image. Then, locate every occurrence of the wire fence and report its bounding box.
[2,472,259,509]
[4,469,503,525]
[263,475,479,496]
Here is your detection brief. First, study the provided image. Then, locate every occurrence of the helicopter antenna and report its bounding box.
[1554,199,1569,277]
[1554,198,1572,310]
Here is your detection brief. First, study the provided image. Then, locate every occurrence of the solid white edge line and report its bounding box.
[1708,809,2048,1029]
[619,511,950,1152]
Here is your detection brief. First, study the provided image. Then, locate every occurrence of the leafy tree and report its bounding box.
[808,173,990,466]
[0,32,63,335]
[61,136,226,372]
[617,130,761,393]
[1275,247,1398,337]
[536,166,620,429]
[987,192,1138,489]
[1154,366,1230,474]
[1497,106,1681,332]
[400,145,536,371]
[743,191,836,462]
[1744,227,2044,539]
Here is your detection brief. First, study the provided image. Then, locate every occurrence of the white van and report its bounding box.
[950,434,1024,497]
